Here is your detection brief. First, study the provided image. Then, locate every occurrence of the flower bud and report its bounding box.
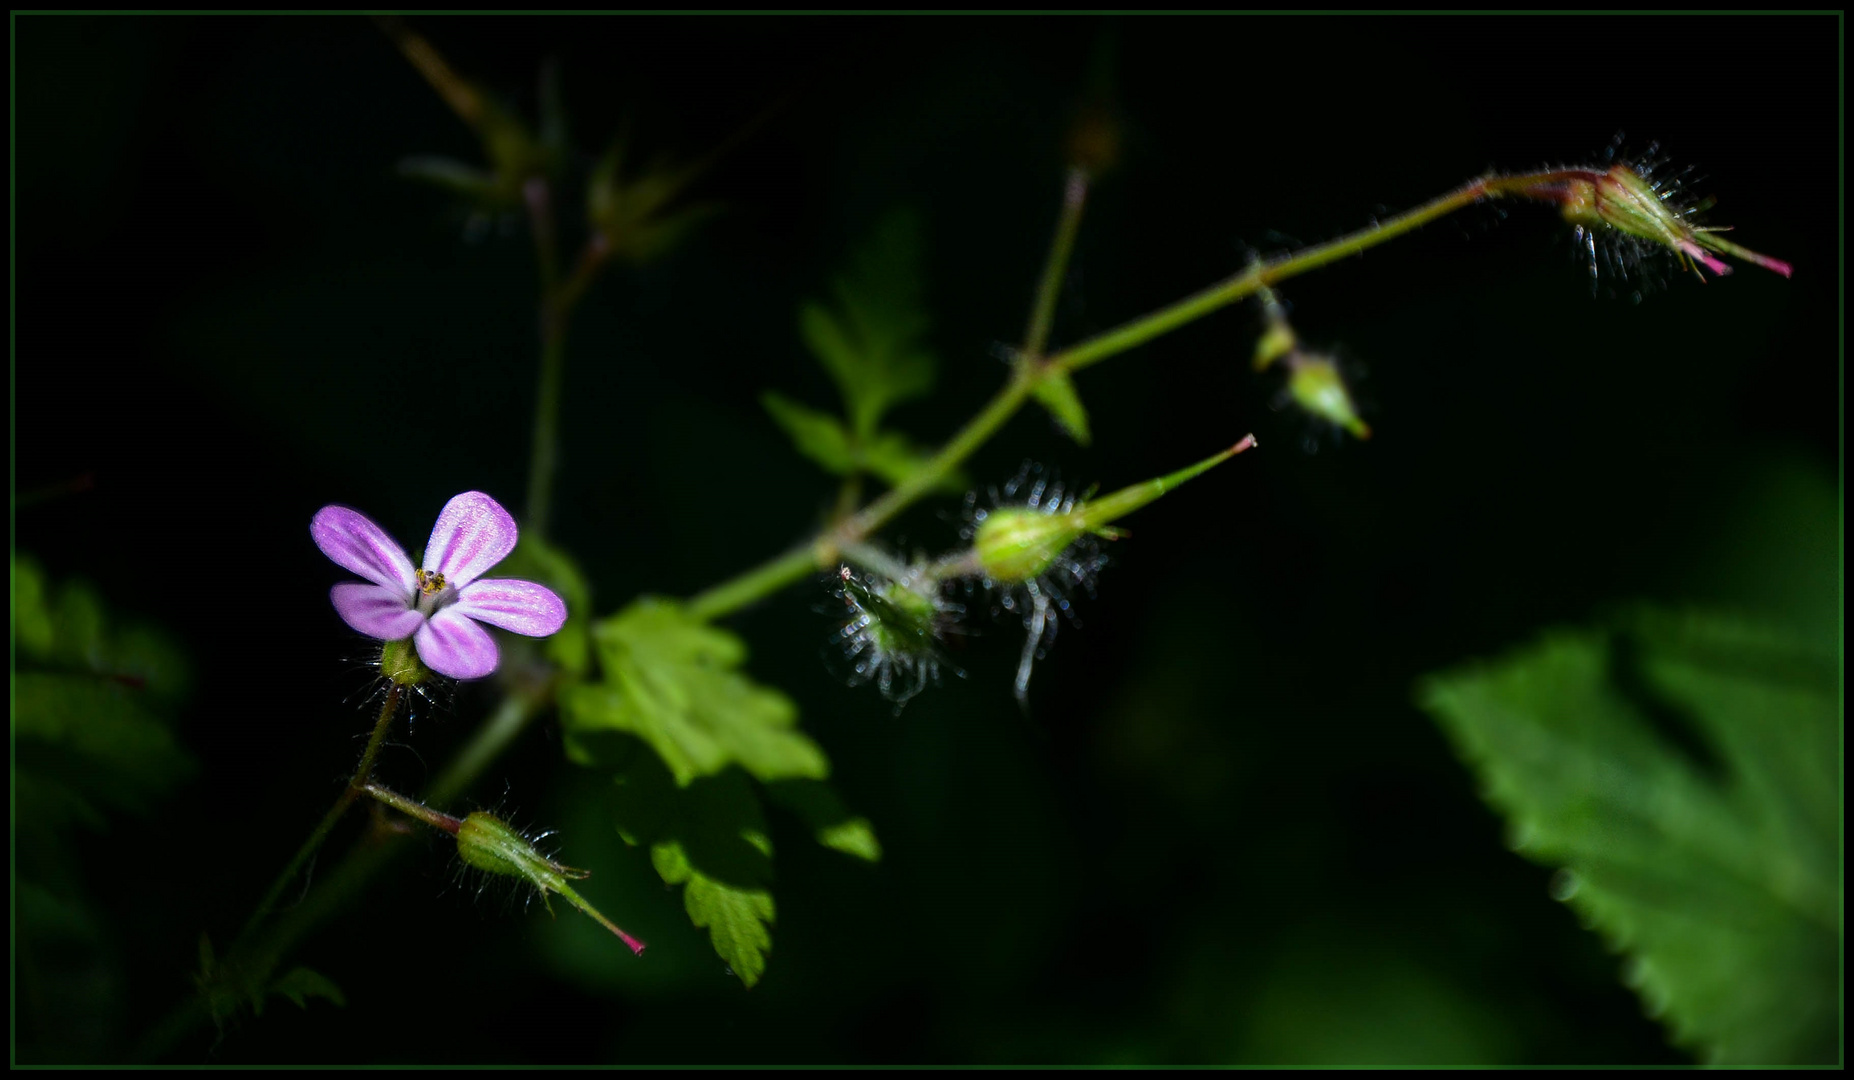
[1287,355,1371,439]
[456,811,645,955]
[971,438,1257,584]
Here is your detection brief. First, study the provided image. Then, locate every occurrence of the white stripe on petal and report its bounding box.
[423,491,518,588]
[416,607,500,679]
[312,505,417,595]
[331,582,425,641]
[452,578,568,637]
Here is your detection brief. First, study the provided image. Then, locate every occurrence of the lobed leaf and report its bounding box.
[1419,610,1839,1065]
[562,598,828,787]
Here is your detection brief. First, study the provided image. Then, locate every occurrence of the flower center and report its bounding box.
[414,568,454,617]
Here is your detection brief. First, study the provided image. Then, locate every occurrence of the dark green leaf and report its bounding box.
[561,598,828,787]
[1419,611,1838,1065]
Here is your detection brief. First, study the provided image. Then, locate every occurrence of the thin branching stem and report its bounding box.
[684,170,1573,620]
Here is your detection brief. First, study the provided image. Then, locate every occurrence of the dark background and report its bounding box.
[15,15,1838,1065]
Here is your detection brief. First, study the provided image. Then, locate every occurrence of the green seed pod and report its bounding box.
[1288,356,1370,439]
[973,506,1090,586]
[454,812,646,955]
[970,438,1257,585]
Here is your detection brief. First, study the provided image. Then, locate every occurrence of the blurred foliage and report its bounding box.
[766,212,964,494]
[1422,610,1839,1065]
[1031,367,1091,445]
[14,555,196,1061]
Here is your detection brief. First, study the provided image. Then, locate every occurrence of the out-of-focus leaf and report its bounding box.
[1419,610,1838,1065]
[14,555,191,703]
[762,394,964,495]
[1032,368,1092,445]
[13,557,196,825]
[14,675,194,817]
[799,211,935,440]
[14,556,193,1061]
[860,430,966,494]
[396,155,502,201]
[761,391,856,475]
[262,967,346,1015]
[561,598,827,787]
[14,555,56,656]
[587,138,716,264]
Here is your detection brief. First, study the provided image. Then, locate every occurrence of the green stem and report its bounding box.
[683,170,1577,621]
[686,542,826,622]
[1023,166,1090,360]
[235,684,401,945]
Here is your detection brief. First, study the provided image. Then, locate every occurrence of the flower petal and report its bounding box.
[312,505,417,595]
[331,583,425,641]
[423,491,518,588]
[452,578,568,637]
[416,607,501,679]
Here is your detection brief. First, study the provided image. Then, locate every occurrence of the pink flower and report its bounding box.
[311,491,566,680]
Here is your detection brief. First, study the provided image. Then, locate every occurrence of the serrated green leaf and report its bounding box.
[653,840,775,989]
[561,598,828,787]
[800,212,936,440]
[1419,611,1838,1065]
[761,391,856,475]
[264,967,346,1014]
[1032,369,1092,445]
